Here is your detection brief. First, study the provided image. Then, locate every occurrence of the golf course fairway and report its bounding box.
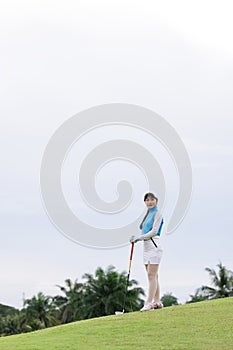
[0,297,232,350]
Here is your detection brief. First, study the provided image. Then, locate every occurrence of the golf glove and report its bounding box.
[129,235,140,243]
[129,235,135,243]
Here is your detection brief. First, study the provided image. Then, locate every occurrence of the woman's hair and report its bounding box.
[139,192,158,229]
[143,192,158,202]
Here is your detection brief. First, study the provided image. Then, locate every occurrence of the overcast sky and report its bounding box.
[1,0,233,308]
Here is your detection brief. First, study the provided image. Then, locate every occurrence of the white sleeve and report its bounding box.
[137,211,163,241]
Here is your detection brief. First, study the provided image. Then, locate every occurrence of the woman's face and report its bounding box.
[145,196,157,209]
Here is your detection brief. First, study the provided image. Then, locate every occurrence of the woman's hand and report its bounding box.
[129,235,139,243]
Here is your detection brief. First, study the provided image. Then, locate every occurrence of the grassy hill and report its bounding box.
[0,298,232,350]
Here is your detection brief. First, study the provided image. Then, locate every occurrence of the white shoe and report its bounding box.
[140,303,154,312]
[152,302,163,309]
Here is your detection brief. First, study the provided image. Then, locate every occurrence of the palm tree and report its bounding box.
[1,315,21,335]
[55,278,84,323]
[24,292,57,328]
[82,265,144,318]
[200,262,233,299]
[186,290,208,303]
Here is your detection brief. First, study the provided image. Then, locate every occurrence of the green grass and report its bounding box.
[0,298,233,350]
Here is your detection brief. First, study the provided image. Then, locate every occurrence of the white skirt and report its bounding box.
[143,237,163,265]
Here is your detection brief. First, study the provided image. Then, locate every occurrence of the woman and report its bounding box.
[130,192,164,312]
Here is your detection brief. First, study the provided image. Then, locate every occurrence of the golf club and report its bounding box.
[115,242,135,315]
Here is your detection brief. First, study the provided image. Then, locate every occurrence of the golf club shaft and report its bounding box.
[122,242,135,312]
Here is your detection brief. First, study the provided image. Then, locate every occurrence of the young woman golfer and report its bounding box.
[130,192,164,312]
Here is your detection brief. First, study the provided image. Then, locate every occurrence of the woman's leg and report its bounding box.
[145,263,159,304]
[154,275,161,304]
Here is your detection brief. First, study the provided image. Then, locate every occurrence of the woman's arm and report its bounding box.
[136,211,163,241]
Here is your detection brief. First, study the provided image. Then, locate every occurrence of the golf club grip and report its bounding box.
[130,242,134,261]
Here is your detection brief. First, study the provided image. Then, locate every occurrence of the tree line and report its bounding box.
[0,266,144,336]
[0,262,232,337]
